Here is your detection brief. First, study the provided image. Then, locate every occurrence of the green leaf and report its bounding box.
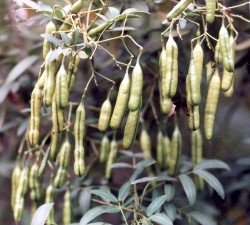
[122,8,138,14]
[73,28,80,45]
[90,189,118,203]
[146,195,168,217]
[79,206,106,225]
[111,163,133,169]
[193,170,225,199]
[41,34,61,46]
[149,213,173,225]
[164,184,175,202]
[60,32,71,46]
[131,176,157,185]
[79,188,91,214]
[179,174,196,206]
[31,203,54,225]
[194,160,230,171]
[104,205,120,213]
[118,181,131,202]
[54,8,64,19]
[164,204,176,221]
[190,211,217,225]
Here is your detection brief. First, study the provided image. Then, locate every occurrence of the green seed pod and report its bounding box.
[43,21,56,59]
[221,68,233,92]
[206,62,214,83]
[110,70,130,129]
[74,100,86,177]
[160,95,173,115]
[100,135,110,163]
[43,52,56,106]
[204,69,221,140]
[58,133,71,169]
[224,76,234,98]
[11,163,21,211]
[28,86,43,147]
[49,131,62,161]
[105,140,117,179]
[156,131,164,168]
[219,24,234,72]
[63,190,71,225]
[166,0,193,20]
[14,197,24,223]
[193,41,204,85]
[88,21,114,38]
[165,34,178,98]
[123,106,140,149]
[168,126,182,176]
[163,135,171,169]
[205,0,216,23]
[68,53,80,91]
[37,70,47,90]
[140,128,152,158]
[128,58,143,111]
[59,17,72,32]
[71,0,83,14]
[52,93,65,133]
[56,62,69,109]
[29,162,42,201]
[45,184,56,224]
[98,98,112,132]
[53,167,67,188]
[159,45,167,96]
[188,55,201,106]
[214,41,222,63]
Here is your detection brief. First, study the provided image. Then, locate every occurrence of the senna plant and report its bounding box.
[9,0,250,225]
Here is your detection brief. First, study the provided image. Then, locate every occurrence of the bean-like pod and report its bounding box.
[52,93,65,133]
[160,95,173,115]
[98,98,112,132]
[29,162,42,201]
[100,135,110,163]
[56,62,69,109]
[204,69,221,140]
[219,24,234,72]
[165,34,178,98]
[221,68,233,92]
[57,133,71,169]
[68,53,80,91]
[105,140,117,179]
[53,167,67,188]
[206,62,214,83]
[163,135,171,168]
[49,131,62,161]
[193,40,204,85]
[156,131,164,168]
[11,163,21,211]
[110,70,130,128]
[59,17,72,32]
[205,0,216,23]
[128,58,143,111]
[28,86,43,147]
[43,52,56,106]
[168,126,182,176]
[37,70,47,90]
[70,0,83,14]
[63,190,71,225]
[45,184,56,224]
[88,20,114,38]
[140,128,152,158]
[123,105,140,149]
[214,41,222,63]
[224,76,234,98]
[74,100,86,177]
[43,21,56,59]
[166,0,193,20]
[159,45,167,97]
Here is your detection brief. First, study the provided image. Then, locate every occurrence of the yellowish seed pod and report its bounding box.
[45,184,56,224]
[159,45,167,97]
[53,167,67,188]
[214,41,222,63]
[160,96,173,115]
[204,69,221,140]
[56,62,69,109]
[166,0,193,20]
[63,190,71,225]
[165,34,178,98]
[11,163,21,211]
[168,126,182,176]
[110,71,130,128]
[14,197,24,223]
[37,70,47,90]
[163,135,171,169]
[68,53,80,91]
[156,131,164,168]
[100,135,110,163]
[52,93,65,133]
[224,76,234,98]
[49,131,62,161]
[29,162,42,201]
[43,21,56,59]
[28,86,43,147]
[70,0,83,14]
[140,128,152,158]
[193,41,204,85]
[206,62,214,83]
[59,17,72,32]
[123,106,140,149]
[58,133,71,169]
[98,98,112,132]
[105,140,118,179]
[219,24,234,72]
[128,58,143,111]
[221,68,233,92]
[206,0,216,24]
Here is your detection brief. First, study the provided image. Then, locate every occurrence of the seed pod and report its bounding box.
[221,68,233,92]
[193,40,204,85]
[29,162,42,201]
[100,135,110,163]
[28,86,43,147]
[43,53,56,106]
[160,95,173,115]
[49,131,62,161]
[206,0,216,23]
[98,98,112,132]
[68,53,80,91]
[156,131,164,168]
[214,41,222,63]
[110,71,130,129]
[206,62,214,82]
[163,135,171,168]
[123,106,140,149]
[71,0,83,14]
[224,76,234,98]
[63,190,71,225]
[74,100,86,177]
[43,21,56,59]
[88,21,114,38]
[140,128,152,158]
[37,70,47,90]
[53,167,67,188]
[56,62,69,109]
[204,69,221,140]
[166,0,193,20]
[165,34,178,98]
[11,163,21,211]
[168,126,182,176]
[128,58,143,111]
[105,140,117,179]
[58,133,71,169]
[52,93,64,133]
[159,45,167,97]
[187,55,201,106]
[219,24,234,72]
[45,184,56,224]
[59,17,72,32]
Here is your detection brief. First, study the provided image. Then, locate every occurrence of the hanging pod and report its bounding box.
[100,135,110,163]
[204,69,221,140]
[105,139,118,179]
[43,20,56,59]
[45,184,56,224]
[49,131,62,161]
[29,162,42,202]
[110,68,131,129]
[140,128,152,159]
[156,131,164,168]
[70,0,83,14]
[53,167,67,188]
[11,163,21,212]
[163,135,171,169]
[68,53,80,91]
[224,76,234,98]
[166,0,193,20]
[214,41,222,63]
[221,68,233,92]
[57,132,71,169]
[205,0,216,23]
[98,98,112,132]
[52,93,65,133]
[193,40,204,86]
[63,190,72,225]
